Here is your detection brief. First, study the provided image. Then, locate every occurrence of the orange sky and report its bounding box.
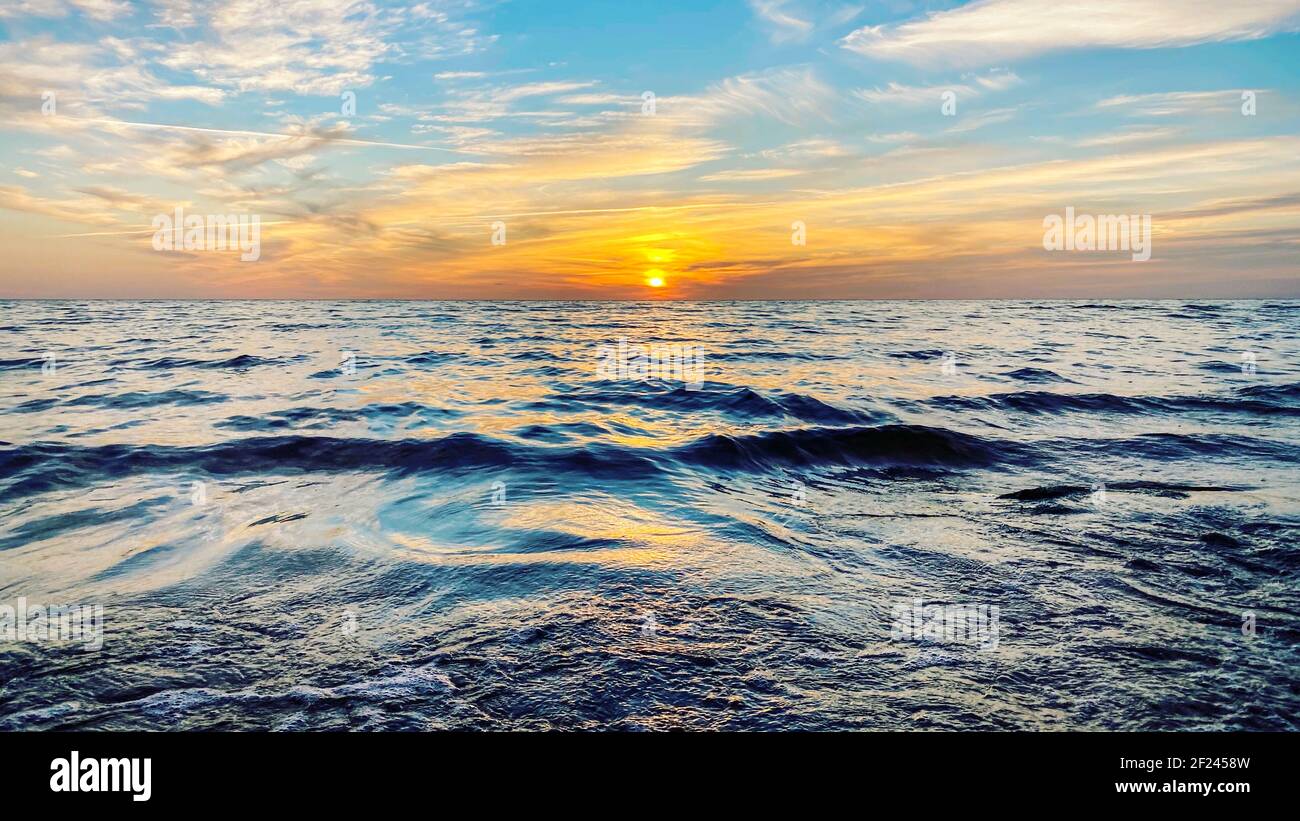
[2,1,1299,298]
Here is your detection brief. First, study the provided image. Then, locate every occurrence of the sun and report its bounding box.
[645,269,666,288]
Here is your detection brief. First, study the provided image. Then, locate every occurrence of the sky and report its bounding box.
[0,0,1298,299]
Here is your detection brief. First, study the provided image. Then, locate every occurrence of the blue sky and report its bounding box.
[1,0,1298,298]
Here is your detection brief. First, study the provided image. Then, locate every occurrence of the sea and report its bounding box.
[1,300,1297,730]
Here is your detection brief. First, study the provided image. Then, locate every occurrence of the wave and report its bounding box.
[1238,382,1300,404]
[998,481,1241,502]
[0,356,47,370]
[0,423,1022,498]
[1069,432,1298,462]
[0,432,659,499]
[0,498,170,551]
[527,383,884,425]
[127,354,300,370]
[8,389,228,414]
[673,424,1025,472]
[925,390,1299,416]
[710,350,847,362]
[215,402,461,431]
[0,663,457,730]
[6,418,1272,501]
[1000,367,1074,384]
[887,348,946,361]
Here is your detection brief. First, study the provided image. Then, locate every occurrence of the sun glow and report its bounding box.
[645,271,666,288]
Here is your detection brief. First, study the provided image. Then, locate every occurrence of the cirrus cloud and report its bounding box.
[841,0,1300,67]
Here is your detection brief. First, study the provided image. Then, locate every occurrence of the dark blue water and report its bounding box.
[1,300,1297,730]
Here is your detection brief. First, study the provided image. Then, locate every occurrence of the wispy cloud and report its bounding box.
[854,70,1020,105]
[748,0,813,43]
[1074,126,1181,147]
[841,0,1300,67]
[1094,90,1249,116]
[68,117,480,154]
[0,0,131,22]
[150,0,491,95]
[424,80,597,123]
[749,0,864,44]
[699,168,805,182]
[674,67,839,128]
[757,137,852,160]
[866,131,920,144]
[0,36,226,113]
[945,106,1019,134]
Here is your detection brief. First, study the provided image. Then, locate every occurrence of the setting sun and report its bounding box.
[646,273,666,288]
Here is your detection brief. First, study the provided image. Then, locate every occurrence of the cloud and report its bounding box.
[673,67,839,128]
[153,0,490,95]
[491,81,598,104]
[1094,90,1247,116]
[0,35,225,113]
[748,1,813,43]
[556,93,637,106]
[420,67,838,131]
[944,106,1018,133]
[841,0,1300,67]
[409,123,499,148]
[749,1,864,44]
[150,0,197,28]
[866,132,920,144]
[68,0,129,19]
[854,70,1020,105]
[757,137,852,160]
[0,0,131,21]
[1074,126,1181,147]
[427,80,597,123]
[1166,191,1300,220]
[0,183,130,226]
[69,184,176,216]
[430,127,730,177]
[699,168,805,182]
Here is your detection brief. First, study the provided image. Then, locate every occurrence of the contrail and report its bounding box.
[66,117,483,155]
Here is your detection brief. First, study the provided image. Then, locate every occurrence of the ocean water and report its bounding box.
[1,299,1297,731]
